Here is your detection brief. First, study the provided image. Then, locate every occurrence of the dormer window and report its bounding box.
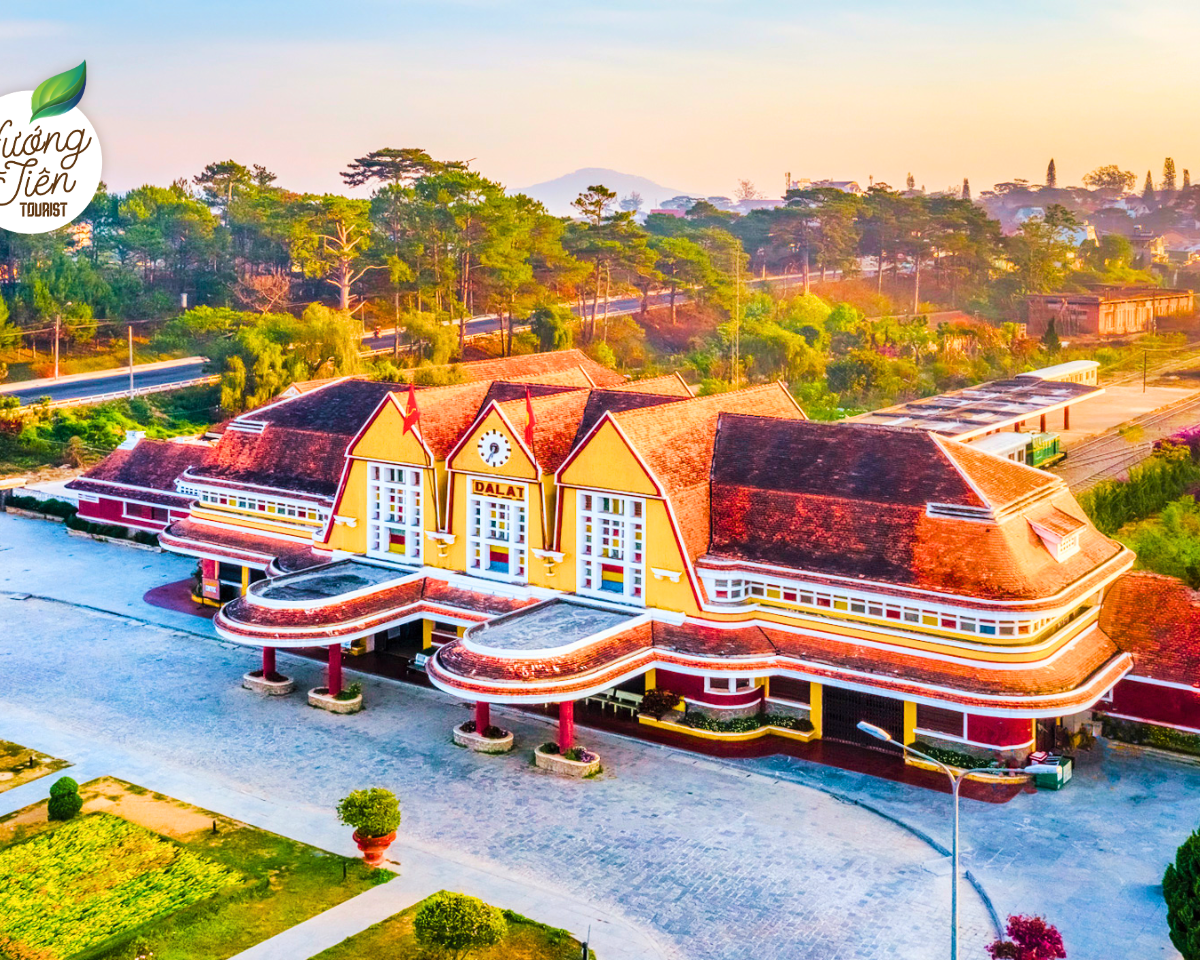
[1029,511,1085,563]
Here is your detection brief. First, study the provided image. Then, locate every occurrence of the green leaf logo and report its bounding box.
[29,61,87,122]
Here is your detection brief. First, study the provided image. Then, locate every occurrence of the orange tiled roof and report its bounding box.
[613,384,804,558]
[937,436,1063,512]
[67,439,208,494]
[159,518,327,569]
[609,373,693,397]
[1100,571,1200,687]
[402,349,627,388]
[428,615,1130,712]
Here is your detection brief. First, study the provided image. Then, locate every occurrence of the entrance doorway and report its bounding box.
[823,686,904,751]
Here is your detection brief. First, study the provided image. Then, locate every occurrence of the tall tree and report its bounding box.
[619,191,643,214]
[1083,165,1136,195]
[297,196,380,311]
[1045,159,1057,188]
[1186,169,1193,190]
[1143,170,1156,202]
[906,172,916,192]
[1164,157,1178,193]
[341,148,463,189]
[962,178,971,201]
[194,160,252,212]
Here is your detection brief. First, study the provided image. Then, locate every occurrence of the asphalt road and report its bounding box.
[5,273,820,405]
[0,360,210,406]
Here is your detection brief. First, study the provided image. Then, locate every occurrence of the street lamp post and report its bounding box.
[856,720,1031,960]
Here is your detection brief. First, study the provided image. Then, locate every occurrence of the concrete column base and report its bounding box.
[534,743,601,778]
[242,672,296,696]
[308,687,363,714]
[453,723,514,754]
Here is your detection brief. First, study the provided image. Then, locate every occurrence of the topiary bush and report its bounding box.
[414,891,507,960]
[639,688,682,718]
[336,787,401,840]
[47,776,82,821]
[1166,827,1200,959]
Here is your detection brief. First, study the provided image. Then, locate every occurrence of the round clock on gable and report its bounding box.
[477,429,512,468]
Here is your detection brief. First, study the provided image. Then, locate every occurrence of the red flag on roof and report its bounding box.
[402,383,420,435]
[524,385,536,450]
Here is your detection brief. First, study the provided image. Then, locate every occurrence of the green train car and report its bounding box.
[968,431,1065,468]
[1027,432,1065,468]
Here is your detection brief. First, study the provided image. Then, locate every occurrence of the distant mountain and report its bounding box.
[518,167,692,217]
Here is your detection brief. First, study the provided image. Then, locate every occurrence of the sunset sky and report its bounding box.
[3,0,1197,199]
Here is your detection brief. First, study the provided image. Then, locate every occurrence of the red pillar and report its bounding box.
[1040,413,1047,432]
[1064,405,1070,430]
[328,643,343,696]
[558,700,575,752]
[475,701,490,731]
[262,646,276,677]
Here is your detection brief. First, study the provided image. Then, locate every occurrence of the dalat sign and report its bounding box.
[0,62,102,234]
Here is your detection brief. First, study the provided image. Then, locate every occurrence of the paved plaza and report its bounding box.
[0,514,1188,959]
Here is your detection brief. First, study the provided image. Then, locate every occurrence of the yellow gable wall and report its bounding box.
[349,398,431,466]
[448,408,538,480]
[444,470,547,576]
[320,458,439,556]
[558,419,659,496]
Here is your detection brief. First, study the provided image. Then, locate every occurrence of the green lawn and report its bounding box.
[0,780,392,960]
[313,894,594,960]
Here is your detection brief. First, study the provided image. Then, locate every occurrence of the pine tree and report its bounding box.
[1164,158,1178,192]
[906,172,915,192]
[1041,318,1061,353]
[962,178,971,200]
[1144,170,1156,201]
[1165,828,1200,959]
[1185,169,1192,190]
[1046,159,1057,188]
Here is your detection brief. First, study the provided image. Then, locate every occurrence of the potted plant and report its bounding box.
[337,787,401,866]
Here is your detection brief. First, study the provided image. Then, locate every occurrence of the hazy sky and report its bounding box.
[4,0,1198,199]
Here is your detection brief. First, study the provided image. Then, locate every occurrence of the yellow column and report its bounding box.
[240,565,250,597]
[758,676,770,698]
[809,683,823,739]
[644,669,656,692]
[422,619,433,650]
[903,700,917,746]
[456,625,465,638]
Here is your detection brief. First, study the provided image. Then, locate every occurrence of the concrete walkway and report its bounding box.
[0,710,668,960]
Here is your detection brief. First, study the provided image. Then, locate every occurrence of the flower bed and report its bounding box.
[0,813,242,960]
[534,743,601,778]
[243,670,296,696]
[682,712,815,734]
[908,740,1004,771]
[453,722,514,754]
[309,685,363,714]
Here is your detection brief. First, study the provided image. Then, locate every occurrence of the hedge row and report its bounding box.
[6,494,157,546]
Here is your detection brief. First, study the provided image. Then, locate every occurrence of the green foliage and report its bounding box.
[49,776,79,797]
[1101,715,1200,757]
[48,791,83,822]
[1118,496,1200,587]
[0,814,243,960]
[681,712,814,734]
[529,305,574,352]
[1167,829,1200,959]
[413,891,507,960]
[334,682,362,702]
[336,788,401,839]
[1079,443,1200,535]
[908,741,1001,770]
[639,689,683,719]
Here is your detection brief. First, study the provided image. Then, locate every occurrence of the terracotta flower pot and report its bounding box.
[352,829,396,866]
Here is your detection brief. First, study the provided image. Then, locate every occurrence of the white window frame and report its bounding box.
[467,481,528,581]
[576,492,646,605]
[705,676,755,694]
[367,463,423,564]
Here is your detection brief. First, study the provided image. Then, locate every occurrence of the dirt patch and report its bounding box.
[0,777,237,845]
[639,302,722,353]
[0,740,70,795]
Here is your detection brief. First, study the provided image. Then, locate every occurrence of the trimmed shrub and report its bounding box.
[639,688,683,718]
[333,682,362,702]
[336,788,401,839]
[1166,828,1200,959]
[49,776,79,797]
[909,740,1002,771]
[681,712,814,734]
[986,914,1066,959]
[414,891,507,960]
[1100,715,1200,757]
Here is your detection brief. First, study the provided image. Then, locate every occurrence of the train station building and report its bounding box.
[65,349,1200,771]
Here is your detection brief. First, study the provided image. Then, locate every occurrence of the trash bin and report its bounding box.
[1033,755,1072,790]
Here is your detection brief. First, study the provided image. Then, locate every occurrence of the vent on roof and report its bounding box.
[926,502,995,522]
[227,420,267,434]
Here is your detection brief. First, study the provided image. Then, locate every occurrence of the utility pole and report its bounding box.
[128,325,135,398]
[732,252,741,389]
[53,314,60,380]
[1143,350,1148,393]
